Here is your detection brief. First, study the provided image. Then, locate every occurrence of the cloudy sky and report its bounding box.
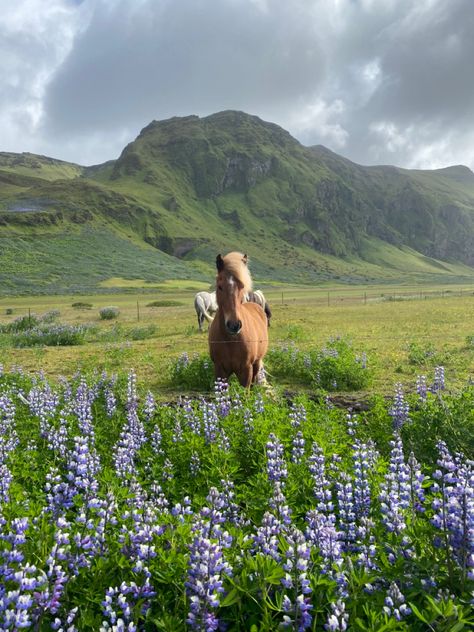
[1,0,473,169]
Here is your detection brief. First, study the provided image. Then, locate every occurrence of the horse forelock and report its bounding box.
[221,252,252,293]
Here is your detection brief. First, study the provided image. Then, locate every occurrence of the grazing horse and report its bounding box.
[194,291,218,332]
[246,289,272,327]
[209,252,268,387]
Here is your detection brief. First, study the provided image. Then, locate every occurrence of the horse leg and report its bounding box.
[214,363,231,382]
[253,360,267,385]
[237,365,253,388]
[198,312,203,332]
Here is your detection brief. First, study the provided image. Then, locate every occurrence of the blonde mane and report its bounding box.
[221,251,253,293]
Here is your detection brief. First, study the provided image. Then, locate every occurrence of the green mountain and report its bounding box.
[1,111,474,295]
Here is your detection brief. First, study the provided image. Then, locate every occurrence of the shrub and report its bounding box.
[12,323,88,347]
[169,352,214,390]
[99,306,120,320]
[267,337,370,391]
[127,324,157,340]
[146,300,182,307]
[5,308,13,315]
[72,302,93,310]
[41,309,60,323]
[0,313,40,333]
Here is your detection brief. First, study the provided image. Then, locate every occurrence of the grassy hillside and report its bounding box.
[1,111,474,295]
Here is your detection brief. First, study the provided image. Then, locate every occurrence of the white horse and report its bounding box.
[245,290,272,326]
[194,291,218,332]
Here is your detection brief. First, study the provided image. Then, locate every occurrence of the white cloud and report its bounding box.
[0,0,473,170]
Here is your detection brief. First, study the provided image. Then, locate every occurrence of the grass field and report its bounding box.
[0,282,473,399]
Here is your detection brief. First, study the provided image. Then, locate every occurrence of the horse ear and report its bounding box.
[242,254,248,265]
[216,254,224,271]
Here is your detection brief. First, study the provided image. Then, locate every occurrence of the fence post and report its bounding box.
[327,291,330,307]
[137,301,140,322]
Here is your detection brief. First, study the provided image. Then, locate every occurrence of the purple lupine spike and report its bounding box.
[352,440,372,520]
[243,408,254,434]
[266,434,288,484]
[251,511,282,561]
[254,392,265,414]
[150,424,164,457]
[431,442,474,578]
[289,402,307,429]
[280,527,313,630]
[336,473,356,552]
[291,431,305,465]
[105,386,117,418]
[383,582,411,621]
[431,366,446,393]
[379,434,411,535]
[324,599,349,631]
[180,396,201,434]
[308,442,333,514]
[190,451,200,477]
[214,378,231,417]
[201,400,219,445]
[389,383,409,431]
[416,375,428,402]
[185,515,232,631]
[113,376,146,479]
[142,391,156,422]
[407,452,426,513]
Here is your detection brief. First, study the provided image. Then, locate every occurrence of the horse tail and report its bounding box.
[195,295,215,324]
[264,301,272,326]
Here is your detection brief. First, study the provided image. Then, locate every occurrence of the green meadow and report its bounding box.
[0,281,472,398]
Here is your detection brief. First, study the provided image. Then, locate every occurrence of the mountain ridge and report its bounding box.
[1,110,474,295]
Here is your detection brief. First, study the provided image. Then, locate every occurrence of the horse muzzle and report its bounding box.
[225,319,242,335]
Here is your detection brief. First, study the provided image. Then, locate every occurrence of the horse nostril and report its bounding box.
[226,320,242,335]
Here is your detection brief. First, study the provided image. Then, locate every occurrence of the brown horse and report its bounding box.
[208,252,268,387]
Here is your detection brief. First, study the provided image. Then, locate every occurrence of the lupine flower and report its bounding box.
[325,599,349,631]
[306,510,343,572]
[214,378,231,417]
[266,434,288,484]
[431,442,474,578]
[289,403,307,429]
[389,383,409,431]
[243,408,254,433]
[185,516,232,631]
[336,473,356,552]
[416,375,428,402]
[407,452,426,513]
[291,431,305,465]
[352,440,372,520]
[308,442,333,514]
[384,582,411,620]
[379,434,410,535]
[190,451,200,477]
[142,391,156,422]
[280,527,313,630]
[432,366,446,393]
[201,400,219,444]
[251,511,282,561]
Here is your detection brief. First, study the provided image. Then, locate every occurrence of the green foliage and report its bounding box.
[168,352,214,390]
[146,300,182,307]
[72,302,93,310]
[126,324,157,340]
[267,337,370,391]
[99,306,120,320]
[407,341,436,365]
[12,323,88,347]
[0,313,41,333]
